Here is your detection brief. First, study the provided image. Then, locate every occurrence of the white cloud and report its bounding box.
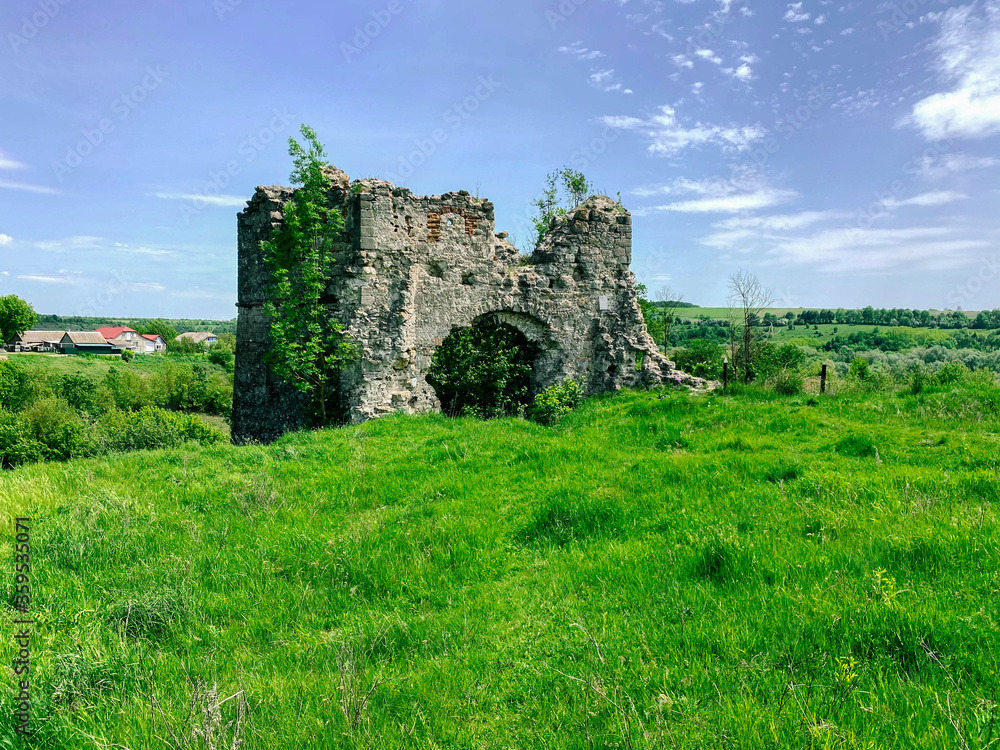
[123,282,167,293]
[602,105,766,156]
[121,246,176,257]
[814,14,827,25]
[0,151,26,170]
[917,152,1000,179]
[558,41,606,60]
[17,274,75,285]
[641,188,798,214]
[695,48,723,64]
[910,1,1000,141]
[841,27,855,35]
[35,236,105,251]
[633,172,799,215]
[717,210,852,232]
[883,190,969,209]
[731,63,753,81]
[671,54,694,69]
[0,180,59,195]
[771,226,987,272]
[0,234,12,246]
[153,192,248,207]
[783,2,811,22]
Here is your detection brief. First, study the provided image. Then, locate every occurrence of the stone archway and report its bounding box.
[469,310,564,396]
[425,312,547,418]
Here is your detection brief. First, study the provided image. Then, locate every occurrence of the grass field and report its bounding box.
[1,383,998,748]
[681,308,974,320]
[0,353,215,378]
[669,319,989,351]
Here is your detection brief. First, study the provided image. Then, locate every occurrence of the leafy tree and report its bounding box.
[135,319,179,343]
[169,336,205,355]
[0,295,36,344]
[262,125,354,426]
[530,167,594,245]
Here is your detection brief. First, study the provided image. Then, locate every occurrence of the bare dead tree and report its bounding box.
[655,285,685,354]
[727,269,775,384]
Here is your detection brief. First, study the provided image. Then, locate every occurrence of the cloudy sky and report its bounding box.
[1,0,998,318]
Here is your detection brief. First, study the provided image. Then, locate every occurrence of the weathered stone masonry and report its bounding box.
[232,166,703,444]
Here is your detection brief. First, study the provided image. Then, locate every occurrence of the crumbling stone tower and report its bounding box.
[232,167,700,444]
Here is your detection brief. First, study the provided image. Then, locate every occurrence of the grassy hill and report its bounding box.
[32,315,237,335]
[1,384,998,748]
[680,307,976,320]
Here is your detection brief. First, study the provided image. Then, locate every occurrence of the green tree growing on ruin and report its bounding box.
[0,295,37,345]
[262,125,354,426]
[531,167,594,245]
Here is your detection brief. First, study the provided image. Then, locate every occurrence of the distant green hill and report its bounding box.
[34,315,237,335]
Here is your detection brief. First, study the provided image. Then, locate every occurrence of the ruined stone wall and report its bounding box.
[232,167,702,444]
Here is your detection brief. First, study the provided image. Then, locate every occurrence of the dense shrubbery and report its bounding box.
[526,380,583,425]
[97,407,227,452]
[427,319,541,419]
[672,339,725,379]
[0,357,230,467]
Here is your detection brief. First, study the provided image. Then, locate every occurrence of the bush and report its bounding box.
[0,360,37,412]
[53,373,100,416]
[98,368,154,412]
[526,380,583,425]
[97,407,227,453]
[771,370,804,396]
[936,361,968,386]
[208,346,234,370]
[169,336,205,355]
[23,397,94,461]
[757,343,807,381]
[672,339,724,379]
[848,357,871,382]
[150,363,232,416]
[0,409,43,468]
[120,349,134,363]
[427,319,540,419]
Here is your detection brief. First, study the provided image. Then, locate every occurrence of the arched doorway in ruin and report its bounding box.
[425,310,562,417]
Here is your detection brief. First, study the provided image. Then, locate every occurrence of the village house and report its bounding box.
[95,326,142,352]
[60,331,122,356]
[6,331,68,352]
[141,334,167,353]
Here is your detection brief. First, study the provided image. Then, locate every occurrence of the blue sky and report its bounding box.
[1,0,998,319]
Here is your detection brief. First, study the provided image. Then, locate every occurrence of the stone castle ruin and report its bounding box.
[232,166,703,444]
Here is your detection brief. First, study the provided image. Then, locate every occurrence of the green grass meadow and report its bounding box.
[0,353,215,378]
[1,384,998,748]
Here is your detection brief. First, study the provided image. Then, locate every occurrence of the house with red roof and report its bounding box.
[141,334,166,353]
[94,326,143,353]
